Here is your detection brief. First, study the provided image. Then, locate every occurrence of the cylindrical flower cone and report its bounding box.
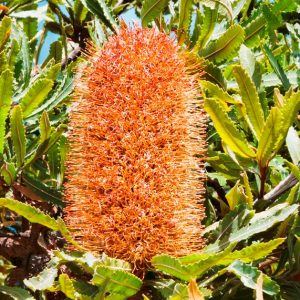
[64,26,206,270]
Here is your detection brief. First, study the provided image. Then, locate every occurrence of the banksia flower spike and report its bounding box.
[64,25,207,270]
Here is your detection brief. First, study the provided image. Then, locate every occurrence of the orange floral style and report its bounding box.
[64,26,207,269]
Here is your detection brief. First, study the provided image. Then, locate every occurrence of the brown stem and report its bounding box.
[259,166,267,199]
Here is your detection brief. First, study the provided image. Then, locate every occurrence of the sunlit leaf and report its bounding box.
[233,65,265,140]
[10,105,26,167]
[204,98,256,158]
[199,24,244,63]
[0,69,13,155]
[141,0,169,27]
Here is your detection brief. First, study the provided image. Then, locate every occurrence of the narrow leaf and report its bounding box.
[141,0,170,27]
[195,6,218,49]
[264,45,291,91]
[233,65,265,140]
[0,286,34,300]
[59,274,78,300]
[0,16,11,51]
[201,0,232,22]
[0,69,13,155]
[286,127,300,165]
[10,106,26,167]
[227,261,280,296]
[81,0,117,30]
[178,0,193,41]
[242,172,253,208]
[204,98,256,158]
[244,15,266,48]
[20,78,54,118]
[199,24,244,63]
[256,107,283,167]
[39,111,51,143]
[24,266,58,291]
[202,60,226,89]
[92,266,142,297]
[206,203,298,252]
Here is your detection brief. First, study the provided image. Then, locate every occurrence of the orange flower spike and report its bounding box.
[64,26,207,270]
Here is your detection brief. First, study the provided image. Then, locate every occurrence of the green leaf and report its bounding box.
[0,16,11,51]
[81,0,117,30]
[199,24,244,63]
[22,16,38,54]
[227,260,280,296]
[194,6,218,50]
[151,255,194,281]
[0,197,81,249]
[286,127,300,165]
[141,0,169,27]
[205,203,298,253]
[8,39,20,71]
[92,266,142,298]
[20,78,54,118]
[28,73,73,119]
[74,0,89,22]
[220,238,285,265]
[280,91,300,140]
[264,45,291,91]
[207,150,242,179]
[43,41,62,66]
[59,274,78,300]
[15,24,31,86]
[204,98,256,158]
[39,111,51,143]
[21,172,63,206]
[201,0,232,22]
[0,286,35,300]
[25,124,67,169]
[244,15,266,48]
[10,105,26,168]
[242,172,253,208]
[0,162,17,185]
[178,0,193,40]
[232,65,265,140]
[0,198,60,230]
[239,45,255,78]
[200,80,238,106]
[257,107,283,167]
[179,239,284,267]
[152,244,236,281]
[202,60,226,89]
[24,265,58,291]
[225,181,246,210]
[0,69,13,155]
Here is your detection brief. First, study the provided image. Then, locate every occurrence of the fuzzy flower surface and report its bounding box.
[64,26,206,268]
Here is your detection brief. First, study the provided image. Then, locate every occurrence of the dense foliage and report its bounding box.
[0,0,299,299]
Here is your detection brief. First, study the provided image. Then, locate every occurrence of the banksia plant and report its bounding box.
[64,25,207,270]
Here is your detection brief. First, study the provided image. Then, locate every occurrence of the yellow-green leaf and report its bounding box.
[257,107,283,167]
[141,0,169,27]
[0,16,11,51]
[20,78,54,118]
[233,65,265,140]
[10,105,26,167]
[199,24,244,63]
[200,80,240,112]
[0,69,13,155]
[242,172,253,208]
[204,98,256,158]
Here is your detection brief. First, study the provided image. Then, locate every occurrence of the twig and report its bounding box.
[260,173,299,202]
